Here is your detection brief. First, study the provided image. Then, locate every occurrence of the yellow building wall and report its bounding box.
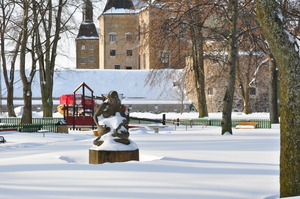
[76,39,99,69]
[99,13,139,69]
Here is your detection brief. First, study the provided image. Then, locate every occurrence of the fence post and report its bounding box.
[177,118,179,126]
[162,114,166,125]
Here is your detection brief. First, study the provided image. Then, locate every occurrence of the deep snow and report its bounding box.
[0,111,295,199]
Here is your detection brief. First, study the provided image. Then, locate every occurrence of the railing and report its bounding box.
[166,118,271,128]
[130,116,271,129]
[0,117,64,132]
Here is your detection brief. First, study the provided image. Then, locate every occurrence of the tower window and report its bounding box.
[89,56,94,62]
[126,50,132,56]
[115,65,120,69]
[160,51,170,64]
[208,87,213,96]
[80,58,86,64]
[81,44,86,50]
[110,50,116,56]
[90,44,94,50]
[126,66,132,70]
[109,33,117,42]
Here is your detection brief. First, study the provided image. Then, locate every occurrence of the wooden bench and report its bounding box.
[148,125,167,133]
[236,122,258,129]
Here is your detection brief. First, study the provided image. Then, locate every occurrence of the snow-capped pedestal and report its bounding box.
[89,91,139,164]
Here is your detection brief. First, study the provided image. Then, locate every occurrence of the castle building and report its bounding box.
[75,0,272,113]
[76,0,99,69]
[99,0,139,69]
[76,0,185,70]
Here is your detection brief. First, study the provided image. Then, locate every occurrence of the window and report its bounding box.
[109,33,117,42]
[81,44,86,50]
[179,23,187,39]
[143,53,146,68]
[208,87,213,96]
[80,58,86,64]
[89,56,94,62]
[115,65,120,69]
[126,50,132,56]
[126,66,132,70]
[160,51,170,64]
[126,33,132,41]
[161,20,171,36]
[90,44,94,50]
[250,87,256,96]
[138,55,141,69]
[110,50,116,56]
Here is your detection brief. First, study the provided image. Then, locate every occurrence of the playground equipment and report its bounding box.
[58,82,101,130]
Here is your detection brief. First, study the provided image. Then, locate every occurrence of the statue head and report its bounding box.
[108,91,119,100]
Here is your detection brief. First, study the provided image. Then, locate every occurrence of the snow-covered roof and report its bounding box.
[2,69,187,102]
[103,0,135,14]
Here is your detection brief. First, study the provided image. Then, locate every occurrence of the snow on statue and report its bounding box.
[91,91,137,151]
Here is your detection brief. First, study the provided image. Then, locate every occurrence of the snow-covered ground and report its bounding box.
[0,111,293,199]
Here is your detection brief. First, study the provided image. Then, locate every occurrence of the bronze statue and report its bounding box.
[93,91,130,146]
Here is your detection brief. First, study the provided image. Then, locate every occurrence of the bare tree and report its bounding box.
[256,0,300,197]
[0,0,20,117]
[19,0,36,123]
[34,0,80,117]
[145,0,215,117]
[221,0,239,135]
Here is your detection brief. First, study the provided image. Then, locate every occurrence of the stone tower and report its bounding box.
[99,0,139,70]
[76,0,99,69]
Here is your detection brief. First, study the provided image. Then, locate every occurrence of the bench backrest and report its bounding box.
[237,122,258,126]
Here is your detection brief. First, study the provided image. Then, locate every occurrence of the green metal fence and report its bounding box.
[130,117,272,129]
[174,118,271,128]
[0,117,65,132]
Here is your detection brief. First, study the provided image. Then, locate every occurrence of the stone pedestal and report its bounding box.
[56,125,69,133]
[89,149,139,164]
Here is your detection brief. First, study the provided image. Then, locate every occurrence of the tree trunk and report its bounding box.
[0,1,18,117]
[19,1,33,124]
[267,53,279,123]
[38,0,64,117]
[256,0,300,197]
[6,85,16,117]
[237,57,252,115]
[190,14,208,118]
[221,0,238,135]
[41,71,54,117]
[21,84,32,124]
